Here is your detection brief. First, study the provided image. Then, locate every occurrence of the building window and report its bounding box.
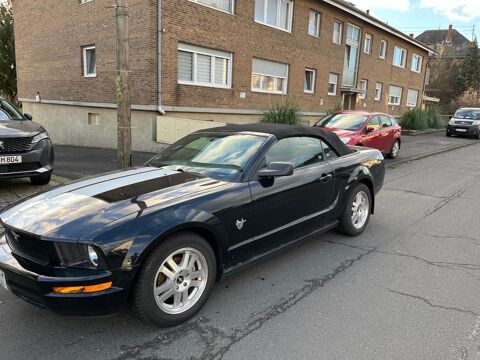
[178,43,232,88]
[82,45,96,77]
[304,69,316,93]
[308,10,321,37]
[363,33,372,54]
[375,82,382,101]
[342,23,361,87]
[393,46,407,68]
[254,0,293,32]
[251,58,289,94]
[332,21,343,44]
[379,40,387,59]
[359,79,368,99]
[388,85,402,105]
[407,89,419,107]
[328,73,338,95]
[190,0,234,14]
[411,53,423,73]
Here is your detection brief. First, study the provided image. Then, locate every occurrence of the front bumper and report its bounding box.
[446,124,479,137]
[0,139,54,179]
[0,244,129,316]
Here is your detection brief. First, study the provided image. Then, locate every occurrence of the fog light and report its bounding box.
[53,282,112,294]
[88,245,99,267]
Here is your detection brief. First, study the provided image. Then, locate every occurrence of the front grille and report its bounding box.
[455,121,473,126]
[0,137,33,154]
[4,228,57,266]
[0,163,40,174]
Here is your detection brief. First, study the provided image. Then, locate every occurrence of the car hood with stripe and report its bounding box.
[0,167,226,239]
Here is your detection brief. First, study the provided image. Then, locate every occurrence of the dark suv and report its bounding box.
[0,97,54,185]
[446,108,480,139]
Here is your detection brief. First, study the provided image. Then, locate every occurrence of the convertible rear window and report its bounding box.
[149,133,266,178]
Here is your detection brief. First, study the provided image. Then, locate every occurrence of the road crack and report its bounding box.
[388,289,479,317]
[383,188,447,199]
[116,248,375,360]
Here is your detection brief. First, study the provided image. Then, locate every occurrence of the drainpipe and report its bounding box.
[157,0,165,115]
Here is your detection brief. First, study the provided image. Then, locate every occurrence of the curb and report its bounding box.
[401,129,445,136]
[386,140,480,169]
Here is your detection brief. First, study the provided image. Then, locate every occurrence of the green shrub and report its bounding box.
[400,107,443,130]
[261,103,302,125]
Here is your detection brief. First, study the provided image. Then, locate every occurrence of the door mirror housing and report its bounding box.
[24,113,33,120]
[366,126,375,133]
[257,162,294,178]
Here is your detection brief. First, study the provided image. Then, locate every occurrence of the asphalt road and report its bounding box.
[0,142,480,359]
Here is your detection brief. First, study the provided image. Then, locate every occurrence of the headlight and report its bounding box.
[55,242,105,268]
[31,132,49,144]
[448,118,455,125]
[341,137,352,144]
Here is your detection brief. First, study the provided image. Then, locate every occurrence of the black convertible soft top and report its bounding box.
[197,123,355,157]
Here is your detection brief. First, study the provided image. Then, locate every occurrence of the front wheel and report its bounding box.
[337,183,371,236]
[133,232,216,327]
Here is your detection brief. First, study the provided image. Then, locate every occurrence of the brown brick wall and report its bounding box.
[12,0,157,105]
[161,0,429,116]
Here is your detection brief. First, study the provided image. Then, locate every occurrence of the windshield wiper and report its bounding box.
[174,167,204,177]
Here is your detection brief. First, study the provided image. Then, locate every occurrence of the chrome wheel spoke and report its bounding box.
[180,250,191,268]
[190,280,202,288]
[190,270,205,279]
[154,279,172,296]
[181,289,189,304]
[166,257,180,273]
[161,266,175,280]
[157,288,174,303]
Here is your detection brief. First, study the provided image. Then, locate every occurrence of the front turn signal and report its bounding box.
[53,282,112,294]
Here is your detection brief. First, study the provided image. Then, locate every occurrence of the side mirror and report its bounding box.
[24,113,33,120]
[366,126,375,133]
[257,162,294,178]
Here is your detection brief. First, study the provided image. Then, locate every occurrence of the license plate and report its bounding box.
[456,128,467,132]
[0,156,22,164]
[0,270,8,291]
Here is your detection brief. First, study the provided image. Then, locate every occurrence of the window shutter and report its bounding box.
[196,54,212,83]
[252,58,288,78]
[178,51,193,81]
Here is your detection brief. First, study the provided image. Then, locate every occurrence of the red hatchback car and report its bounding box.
[314,111,402,159]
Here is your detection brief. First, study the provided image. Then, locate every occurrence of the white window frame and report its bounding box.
[332,21,343,44]
[82,45,96,78]
[308,10,321,37]
[189,0,235,14]
[254,0,294,33]
[411,53,423,73]
[328,73,338,96]
[80,0,93,4]
[251,59,289,95]
[363,33,372,54]
[393,46,407,68]
[358,79,368,99]
[374,82,382,101]
[407,89,419,107]
[388,85,403,105]
[379,40,387,59]
[177,43,232,89]
[304,68,316,93]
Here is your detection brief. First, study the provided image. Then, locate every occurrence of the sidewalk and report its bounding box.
[53,132,479,180]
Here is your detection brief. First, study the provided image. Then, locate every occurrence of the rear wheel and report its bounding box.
[133,232,216,327]
[30,173,51,185]
[387,140,400,159]
[337,183,371,236]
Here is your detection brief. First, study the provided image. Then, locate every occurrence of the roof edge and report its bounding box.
[323,0,434,54]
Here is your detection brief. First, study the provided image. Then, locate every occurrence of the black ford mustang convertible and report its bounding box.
[0,124,384,326]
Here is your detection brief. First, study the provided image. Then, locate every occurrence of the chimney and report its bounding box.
[446,25,453,44]
[366,9,370,14]
[409,33,414,38]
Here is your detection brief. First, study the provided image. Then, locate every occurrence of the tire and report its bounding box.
[336,183,372,236]
[133,232,216,327]
[474,133,480,140]
[446,132,452,137]
[387,140,400,159]
[30,173,52,185]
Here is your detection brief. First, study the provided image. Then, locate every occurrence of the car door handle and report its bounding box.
[319,174,333,183]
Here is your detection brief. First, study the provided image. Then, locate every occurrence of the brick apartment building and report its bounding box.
[12,0,432,152]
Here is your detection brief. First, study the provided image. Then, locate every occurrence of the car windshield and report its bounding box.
[0,99,24,121]
[149,133,267,181]
[316,114,368,131]
[454,109,480,120]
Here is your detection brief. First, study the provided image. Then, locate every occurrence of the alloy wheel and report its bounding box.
[351,191,369,230]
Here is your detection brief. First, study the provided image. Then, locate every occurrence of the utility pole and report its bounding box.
[115,0,132,169]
